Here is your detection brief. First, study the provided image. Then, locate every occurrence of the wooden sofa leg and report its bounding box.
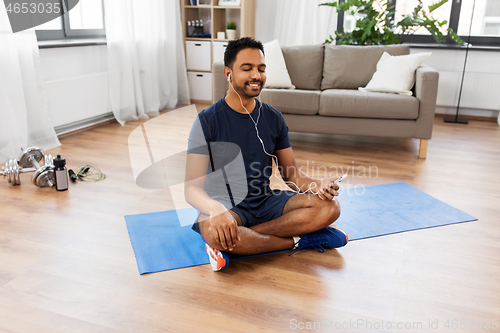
[418,139,428,159]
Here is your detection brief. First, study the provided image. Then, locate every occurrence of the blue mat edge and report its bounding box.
[349,218,477,242]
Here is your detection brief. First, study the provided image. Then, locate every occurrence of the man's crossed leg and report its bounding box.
[198,193,348,271]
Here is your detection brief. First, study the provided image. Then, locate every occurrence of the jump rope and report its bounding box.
[226,72,324,196]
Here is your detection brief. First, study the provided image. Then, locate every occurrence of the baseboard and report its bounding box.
[55,112,116,136]
[435,113,498,123]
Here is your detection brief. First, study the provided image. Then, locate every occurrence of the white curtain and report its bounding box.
[104,0,190,125]
[274,0,337,46]
[0,6,61,163]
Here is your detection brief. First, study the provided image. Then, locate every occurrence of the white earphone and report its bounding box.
[227,73,231,82]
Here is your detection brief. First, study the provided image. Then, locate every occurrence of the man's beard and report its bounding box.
[235,80,263,98]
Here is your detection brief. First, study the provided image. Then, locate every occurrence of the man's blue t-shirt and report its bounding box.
[187,97,291,202]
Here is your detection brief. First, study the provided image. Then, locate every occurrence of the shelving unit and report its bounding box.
[180,0,255,103]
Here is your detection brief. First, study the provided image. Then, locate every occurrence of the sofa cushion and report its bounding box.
[321,45,410,90]
[263,40,295,89]
[319,89,419,120]
[260,89,320,116]
[281,45,324,90]
[359,52,431,95]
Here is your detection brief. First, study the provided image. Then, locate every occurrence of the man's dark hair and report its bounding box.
[224,37,264,68]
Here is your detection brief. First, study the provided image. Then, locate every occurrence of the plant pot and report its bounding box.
[226,29,236,40]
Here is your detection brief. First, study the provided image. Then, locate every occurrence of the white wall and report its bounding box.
[39,45,111,128]
[411,48,500,119]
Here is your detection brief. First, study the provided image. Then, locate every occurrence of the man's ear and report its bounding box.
[223,66,231,82]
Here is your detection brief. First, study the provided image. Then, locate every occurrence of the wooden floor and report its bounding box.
[1,105,499,333]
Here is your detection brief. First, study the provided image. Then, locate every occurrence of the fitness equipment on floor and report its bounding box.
[0,147,55,187]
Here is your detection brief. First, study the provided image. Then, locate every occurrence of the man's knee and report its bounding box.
[318,198,340,227]
[330,199,341,222]
[198,209,243,251]
[199,222,222,250]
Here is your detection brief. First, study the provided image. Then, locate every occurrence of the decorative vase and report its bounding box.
[226,29,236,40]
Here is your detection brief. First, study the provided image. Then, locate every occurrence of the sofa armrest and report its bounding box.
[414,64,439,139]
[213,61,228,103]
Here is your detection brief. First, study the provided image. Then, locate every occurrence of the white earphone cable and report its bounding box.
[227,78,319,195]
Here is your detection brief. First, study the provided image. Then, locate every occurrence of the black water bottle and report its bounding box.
[53,155,68,191]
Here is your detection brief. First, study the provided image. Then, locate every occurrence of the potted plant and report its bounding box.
[226,21,237,40]
[320,0,463,45]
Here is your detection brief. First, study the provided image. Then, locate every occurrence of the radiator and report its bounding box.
[436,71,500,111]
[44,72,110,128]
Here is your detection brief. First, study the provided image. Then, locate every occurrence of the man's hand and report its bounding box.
[317,177,341,201]
[208,203,240,251]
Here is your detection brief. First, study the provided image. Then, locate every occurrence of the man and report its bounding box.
[185,37,347,271]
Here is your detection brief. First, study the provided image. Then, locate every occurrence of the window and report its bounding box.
[336,0,500,46]
[68,0,104,30]
[35,0,105,41]
[458,0,500,37]
[395,0,452,35]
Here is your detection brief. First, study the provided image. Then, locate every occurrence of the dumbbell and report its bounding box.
[34,155,55,187]
[1,159,23,185]
[1,147,42,186]
[19,147,55,188]
[1,147,55,187]
[1,154,54,185]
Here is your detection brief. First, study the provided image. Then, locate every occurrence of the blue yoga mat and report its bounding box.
[125,182,477,274]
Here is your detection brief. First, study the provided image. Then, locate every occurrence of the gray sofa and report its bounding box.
[212,44,439,158]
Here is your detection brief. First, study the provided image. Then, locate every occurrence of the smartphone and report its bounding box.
[325,174,347,191]
[334,173,348,184]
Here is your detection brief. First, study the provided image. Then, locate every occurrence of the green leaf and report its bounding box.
[428,0,448,13]
[319,2,339,7]
[448,29,465,45]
